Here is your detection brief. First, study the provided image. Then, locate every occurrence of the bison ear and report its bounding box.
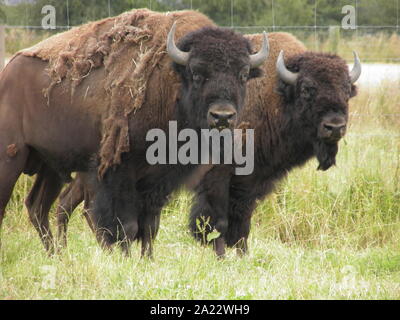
[172,61,186,75]
[249,67,263,80]
[172,62,190,85]
[350,84,358,98]
[277,80,295,103]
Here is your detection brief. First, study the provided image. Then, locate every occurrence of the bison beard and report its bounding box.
[314,140,338,171]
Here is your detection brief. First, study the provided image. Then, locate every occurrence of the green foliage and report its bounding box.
[0,5,6,24]
[206,229,221,242]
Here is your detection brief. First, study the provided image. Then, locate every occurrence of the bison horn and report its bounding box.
[167,21,189,66]
[249,31,270,68]
[276,50,299,85]
[349,51,362,84]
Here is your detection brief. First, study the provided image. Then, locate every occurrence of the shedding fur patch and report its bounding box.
[6,144,18,158]
[17,9,214,177]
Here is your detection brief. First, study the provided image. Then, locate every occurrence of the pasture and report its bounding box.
[0,80,399,300]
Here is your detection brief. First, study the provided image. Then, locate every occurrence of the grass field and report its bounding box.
[0,81,399,300]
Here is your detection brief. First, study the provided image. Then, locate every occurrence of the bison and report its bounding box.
[42,32,361,259]
[0,10,269,257]
[189,34,362,256]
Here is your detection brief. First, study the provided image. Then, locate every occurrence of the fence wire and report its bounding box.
[2,0,400,29]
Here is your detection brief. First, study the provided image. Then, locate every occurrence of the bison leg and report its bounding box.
[189,166,232,258]
[0,142,29,249]
[56,176,85,249]
[91,164,141,255]
[213,237,227,258]
[139,209,161,259]
[118,219,139,257]
[225,194,257,257]
[82,198,95,233]
[25,165,63,254]
[79,172,96,233]
[228,215,252,256]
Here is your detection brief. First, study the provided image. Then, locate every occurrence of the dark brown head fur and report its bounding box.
[172,27,263,131]
[277,52,357,170]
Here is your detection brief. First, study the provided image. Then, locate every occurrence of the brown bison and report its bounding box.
[44,33,361,258]
[0,9,269,256]
[189,35,362,256]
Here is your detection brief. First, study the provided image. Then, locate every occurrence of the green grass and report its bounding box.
[1,81,400,300]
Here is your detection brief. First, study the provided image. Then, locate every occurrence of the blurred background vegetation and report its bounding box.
[1,0,399,28]
[0,0,399,61]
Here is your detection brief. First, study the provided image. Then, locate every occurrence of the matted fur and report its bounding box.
[242,32,306,129]
[18,9,215,177]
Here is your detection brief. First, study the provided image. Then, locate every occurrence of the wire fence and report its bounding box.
[2,1,399,29]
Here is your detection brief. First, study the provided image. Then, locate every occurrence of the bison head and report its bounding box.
[276,51,361,170]
[168,23,268,131]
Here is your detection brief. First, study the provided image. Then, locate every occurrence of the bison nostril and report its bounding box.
[320,117,347,140]
[210,111,220,119]
[323,124,346,132]
[225,112,236,120]
[210,111,236,121]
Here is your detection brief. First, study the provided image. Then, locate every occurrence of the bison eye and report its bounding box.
[239,67,250,83]
[192,73,204,83]
[240,72,249,83]
[301,86,316,101]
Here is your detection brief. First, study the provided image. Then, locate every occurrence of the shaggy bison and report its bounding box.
[0,9,269,256]
[189,34,362,256]
[45,33,361,258]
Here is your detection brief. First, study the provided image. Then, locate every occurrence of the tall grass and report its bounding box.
[316,31,400,63]
[284,30,400,62]
[4,28,52,58]
[0,82,399,299]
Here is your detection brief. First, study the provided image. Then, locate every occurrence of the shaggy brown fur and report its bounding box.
[242,32,306,128]
[6,144,18,158]
[18,9,215,177]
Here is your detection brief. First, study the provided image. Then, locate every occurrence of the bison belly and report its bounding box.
[0,55,103,174]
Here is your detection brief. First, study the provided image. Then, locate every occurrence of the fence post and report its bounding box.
[0,25,5,71]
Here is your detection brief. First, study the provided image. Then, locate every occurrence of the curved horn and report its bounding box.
[276,50,299,85]
[349,51,361,84]
[167,21,189,66]
[249,31,270,68]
